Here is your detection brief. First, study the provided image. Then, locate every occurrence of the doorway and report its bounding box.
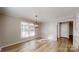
[57,21,73,44]
[69,21,73,44]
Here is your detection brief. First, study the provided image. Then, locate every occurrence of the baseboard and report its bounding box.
[1,38,36,49]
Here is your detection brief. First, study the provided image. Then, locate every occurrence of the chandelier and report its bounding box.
[35,15,38,28]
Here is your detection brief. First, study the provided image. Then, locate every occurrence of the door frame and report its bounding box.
[57,21,73,43]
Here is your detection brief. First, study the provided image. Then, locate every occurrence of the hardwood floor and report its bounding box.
[2,38,79,52]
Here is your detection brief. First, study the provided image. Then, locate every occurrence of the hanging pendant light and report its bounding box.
[35,15,38,28]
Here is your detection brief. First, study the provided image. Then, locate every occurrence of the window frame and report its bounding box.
[21,22,36,38]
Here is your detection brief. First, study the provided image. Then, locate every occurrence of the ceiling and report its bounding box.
[1,7,79,22]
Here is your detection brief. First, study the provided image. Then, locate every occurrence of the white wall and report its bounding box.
[41,22,57,41]
[60,22,69,38]
[0,15,40,48]
[0,14,79,49]
[2,16,20,47]
[74,14,79,48]
[57,17,77,48]
[41,16,77,48]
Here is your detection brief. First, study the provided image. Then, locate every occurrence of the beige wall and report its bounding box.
[0,15,4,48]
[0,17,2,47]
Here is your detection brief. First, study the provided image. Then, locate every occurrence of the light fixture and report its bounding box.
[35,15,38,28]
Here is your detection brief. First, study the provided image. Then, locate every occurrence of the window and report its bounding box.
[21,22,29,38]
[29,23,35,36]
[21,22,35,38]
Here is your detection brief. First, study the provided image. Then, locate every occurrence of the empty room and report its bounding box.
[0,7,79,52]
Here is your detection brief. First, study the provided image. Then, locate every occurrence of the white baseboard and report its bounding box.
[1,38,36,48]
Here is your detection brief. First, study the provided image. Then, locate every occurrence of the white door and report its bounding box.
[60,22,69,38]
